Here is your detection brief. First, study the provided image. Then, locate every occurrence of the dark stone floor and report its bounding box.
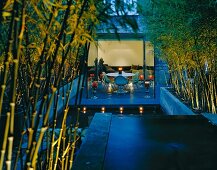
[103,114,217,170]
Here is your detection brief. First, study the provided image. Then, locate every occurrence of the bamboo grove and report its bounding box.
[0,0,138,169]
[0,0,97,169]
[144,0,217,113]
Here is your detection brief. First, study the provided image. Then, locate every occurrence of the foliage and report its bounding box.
[144,0,217,113]
[0,0,98,169]
[0,0,139,169]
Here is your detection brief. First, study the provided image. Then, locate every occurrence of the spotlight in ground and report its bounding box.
[139,106,143,114]
[83,107,86,113]
[101,107,105,113]
[120,106,124,114]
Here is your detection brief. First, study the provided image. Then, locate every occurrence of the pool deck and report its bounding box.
[69,83,161,106]
[73,113,217,170]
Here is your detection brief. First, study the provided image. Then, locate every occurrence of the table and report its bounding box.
[106,71,135,94]
[106,71,135,77]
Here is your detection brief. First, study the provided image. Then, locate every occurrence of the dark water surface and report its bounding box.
[103,115,217,170]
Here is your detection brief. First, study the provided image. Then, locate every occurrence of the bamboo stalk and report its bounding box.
[48,130,55,170]
[61,117,67,169]
[69,107,80,169]
[64,151,69,170]
[61,143,71,170]
[13,130,26,170]
[194,82,199,109]
[210,75,216,113]
[43,87,57,126]
[0,61,9,117]
[69,128,80,169]
[66,123,73,170]
[46,125,50,168]
[205,88,211,112]
[53,108,69,170]
[29,142,36,162]
[0,112,10,170]
[48,93,60,170]
[6,136,14,170]
[201,92,205,111]
[31,126,48,169]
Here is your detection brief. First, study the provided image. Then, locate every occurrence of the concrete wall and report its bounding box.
[37,77,82,127]
[160,87,195,115]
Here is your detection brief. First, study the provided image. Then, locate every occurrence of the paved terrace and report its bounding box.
[69,81,161,107]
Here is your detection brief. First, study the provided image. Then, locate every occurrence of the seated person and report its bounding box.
[104,64,115,73]
[131,64,143,77]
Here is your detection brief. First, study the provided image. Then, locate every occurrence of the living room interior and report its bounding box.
[86,39,155,99]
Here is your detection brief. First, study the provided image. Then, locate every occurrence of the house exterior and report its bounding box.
[88,0,169,93]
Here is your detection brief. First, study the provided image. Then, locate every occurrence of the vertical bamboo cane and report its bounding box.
[0,112,10,170]
[31,127,48,169]
[210,75,216,113]
[53,108,68,170]
[0,62,9,117]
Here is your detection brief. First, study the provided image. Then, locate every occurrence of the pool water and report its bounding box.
[103,114,217,170]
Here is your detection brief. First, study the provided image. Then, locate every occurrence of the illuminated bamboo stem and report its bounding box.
[61,122,67,170]
[69,107,80,169]
[48,93,60,170]
[0,112,10,170]
[48,125,56,170]
[6,137,14,170]
[13,130,26,170]
[210,76,216,113]
[12,59,19,102]
[53,108,68,170]
[194,83,199,109]
[69,142,75,169]
[43,87,57,126]
[9,103,15,134]
[30,142,36,162]
[31,127,48,169]
[64,144,70,170]
[0,62,9,117]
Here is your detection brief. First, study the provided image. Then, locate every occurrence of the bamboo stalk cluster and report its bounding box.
[0,0,99,169]
[144,0,217,113]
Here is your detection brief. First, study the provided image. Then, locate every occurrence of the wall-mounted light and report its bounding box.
[101,107,105,113]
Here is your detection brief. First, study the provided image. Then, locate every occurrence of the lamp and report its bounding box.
[118,67,123,74]
[139,74,144,81]
[148,75,154,80]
